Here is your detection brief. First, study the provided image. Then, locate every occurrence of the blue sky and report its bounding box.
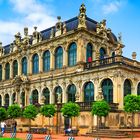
[0,0,140,61]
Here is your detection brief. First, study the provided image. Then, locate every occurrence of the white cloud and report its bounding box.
[0,0,56,45]
[102,1,121,14]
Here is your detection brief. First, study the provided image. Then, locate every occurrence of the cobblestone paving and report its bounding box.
[3,133,140,140]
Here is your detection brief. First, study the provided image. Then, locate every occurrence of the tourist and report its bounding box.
[12,121,17,133]
[0,121,6,135]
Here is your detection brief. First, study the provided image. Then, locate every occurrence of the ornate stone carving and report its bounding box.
[22,27,31,48]
[32,26,42,44]
[78,3,86,28]
[0,42,3,57]
[57,93,61,103]
[13,32,21,51]
[96,87,104,101]
[63,22,67,34]
[50,27,55,39]
[75,92,80,102]
[55,16,63,37]
[115,43,123,56]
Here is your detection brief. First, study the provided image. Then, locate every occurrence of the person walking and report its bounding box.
[0,121,6,135]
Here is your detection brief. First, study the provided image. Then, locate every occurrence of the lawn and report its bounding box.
[0,138,21,140]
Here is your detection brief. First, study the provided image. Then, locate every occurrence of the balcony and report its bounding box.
[84,55,140,70]
[56,102,118,112]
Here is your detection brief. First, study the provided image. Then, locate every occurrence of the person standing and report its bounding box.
[12,121,17,133]
[1,121,6,135]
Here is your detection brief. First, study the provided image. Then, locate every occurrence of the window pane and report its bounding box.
[22,57,27,75]
[43,51,50,72]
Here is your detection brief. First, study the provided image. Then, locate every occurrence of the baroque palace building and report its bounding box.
[0,4,140,133]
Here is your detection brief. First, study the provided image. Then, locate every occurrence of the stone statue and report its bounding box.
[14,32,21,47]
[96,87,104,101]
[32,26,42,44]
[78,3,86,28]
[50,27,55,39]
[63,22,67,34]
[0,42,3,57]
[22,27,30,47]
[115,43,123,56]
[118,32,122,44]
[57,93,61,103]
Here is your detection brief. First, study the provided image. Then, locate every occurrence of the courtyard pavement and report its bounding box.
[2,133,140,140]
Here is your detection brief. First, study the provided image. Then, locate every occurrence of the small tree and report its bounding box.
[23,105,38,131]
[7,104,22,120]
[40,104,56,134]
[91,100,110,139]
[0,107,7,122]
[61,102,80,128]
[124,95,140,140]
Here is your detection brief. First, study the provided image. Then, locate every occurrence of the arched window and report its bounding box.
[31,90,39,105]
[43,50,50,72]
[68,43,77,66]
[5,94,9,107]
[13,60,18,77]
[43,88,50,104]
[5,63,10,80]
[55,47,63,69]
[0,65,2,81]
[22,57,27,75]
[100,47,106,59]
[124,79,131,97]
[12,93,16,104]
[0,95,1,106]
[137,83,140,95]
[86,43,93,62]
[67,84,76,102]
[112,52,115,57]
[55,86,62,103]
[84,82,94,102]
[21,92,25,107]
[32,54,39,74]
[102,79,113,103]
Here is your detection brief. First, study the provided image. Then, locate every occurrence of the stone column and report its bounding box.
[63,48,68,68]
[62,82,67,103]
[18,59,22,76]
[39,51,43,73]
[50,49,54,70]
[113,78,118,103]
[27,56,32,75]
[2,94,4,106]
[2,63,5,80]
[10,61,13,79]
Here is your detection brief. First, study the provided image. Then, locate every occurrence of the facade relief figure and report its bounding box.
[63,22,67,34]
[96,87,104,101]
[32,26,42,45]
[50,27,55,39]
[57,93,62,104]
[75,92,80,102]
[115,43,123,56]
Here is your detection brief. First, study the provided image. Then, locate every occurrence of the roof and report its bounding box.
[3,16,117,55]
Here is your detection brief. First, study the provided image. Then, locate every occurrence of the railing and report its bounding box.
[84,55,140,70]
[56,102,118,112]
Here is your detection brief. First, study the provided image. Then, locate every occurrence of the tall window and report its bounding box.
[22,57,27,75]
[0,65,2,81]
[137,83,140,95]
[86,43,93,62]
[67,84,76,102]
[32,90,39,105]
[21,92,25,107]
[124,79,131,97]
[13,60,18,77]
[84,82,94,102]
[12,93,16,104]
[43,51,50,72]
[5,94,9,107]
[32,54,39,74]
[55,86,62,103]
[68,43,77,66]
[55,47,63,69]
[43,88,50,104]
[102,79,113,103]
[100,47,106,59]
[5,63,10,80]
[0,95,2,107]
